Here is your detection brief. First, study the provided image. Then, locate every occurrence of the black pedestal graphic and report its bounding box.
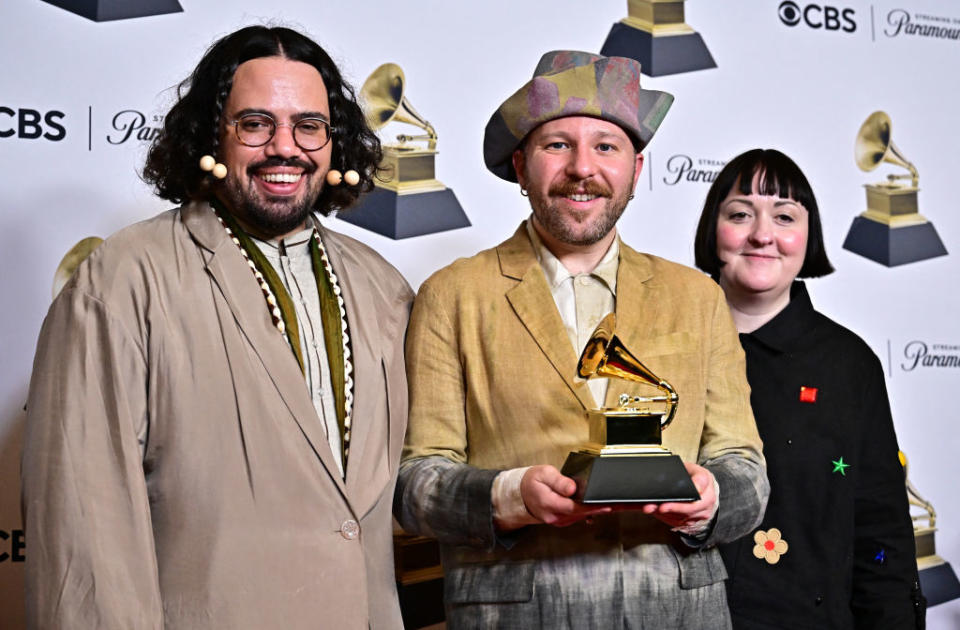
[338,187,469,240]
[41,0,183,21]
[601,22,716,76]
[842,216,947,267]
[919,562,960,607]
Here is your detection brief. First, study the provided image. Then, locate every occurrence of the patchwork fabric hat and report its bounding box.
[483,50,674,182]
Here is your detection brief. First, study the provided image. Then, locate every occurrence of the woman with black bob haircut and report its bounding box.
[694,149,924,629]
[694,148,832,279]
[143,25,381,215]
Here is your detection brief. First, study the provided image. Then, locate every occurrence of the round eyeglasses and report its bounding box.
[229,113,334,152]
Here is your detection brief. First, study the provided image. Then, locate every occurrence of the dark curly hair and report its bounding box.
[142,25,381,216]
[694,148,834,279]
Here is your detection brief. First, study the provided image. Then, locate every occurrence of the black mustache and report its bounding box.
[247,157,316,174]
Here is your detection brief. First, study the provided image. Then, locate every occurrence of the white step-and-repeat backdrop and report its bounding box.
[2,0,958,626]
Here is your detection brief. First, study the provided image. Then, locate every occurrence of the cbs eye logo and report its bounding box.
[779,1,803,25]
[779,1,856,33]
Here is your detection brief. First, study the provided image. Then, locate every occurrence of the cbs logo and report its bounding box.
[0,107,66,141]
[779,1,856,33]
[0,529,25,563]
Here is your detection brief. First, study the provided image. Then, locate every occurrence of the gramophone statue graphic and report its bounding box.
[900,451,960,606]
[560,314,700,503]
[600,0,716,76]
[338,62,470,239]
[842,111,947,266]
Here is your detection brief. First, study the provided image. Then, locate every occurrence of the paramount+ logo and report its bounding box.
[778,1,856,33]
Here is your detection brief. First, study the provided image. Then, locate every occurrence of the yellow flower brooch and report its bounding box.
[753,528,789,564]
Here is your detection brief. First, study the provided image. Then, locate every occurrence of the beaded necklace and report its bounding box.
[212,203,354,462]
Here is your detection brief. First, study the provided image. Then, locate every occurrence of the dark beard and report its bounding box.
[221,157,320,238]
[231,190,315,237]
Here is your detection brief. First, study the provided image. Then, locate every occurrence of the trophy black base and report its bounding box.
[842,216,947,267]
[600,22,717,76]
[919,562,960,607]
[561,451,700,504]
[338,187,470,240]
[41,0,183,21]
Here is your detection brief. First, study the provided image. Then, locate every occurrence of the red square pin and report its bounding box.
[799,386,818,403]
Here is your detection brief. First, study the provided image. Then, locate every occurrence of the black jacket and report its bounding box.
[720,282,924,629]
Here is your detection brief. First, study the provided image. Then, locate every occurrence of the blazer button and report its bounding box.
[340,519,360,540]
[814,595,823,606]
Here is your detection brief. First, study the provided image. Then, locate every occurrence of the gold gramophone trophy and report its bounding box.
[600,1,716,76]
[52,236,103,298]
[338,62,469,239]
[842,111,947,266]
[560,314,700,503]
[901,451,960,605]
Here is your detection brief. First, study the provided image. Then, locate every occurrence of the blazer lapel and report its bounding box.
[500,224,595,411]
[182,203,349,499]
[320,228,383,513]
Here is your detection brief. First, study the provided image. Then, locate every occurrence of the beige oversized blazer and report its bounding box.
[22,202,412,629]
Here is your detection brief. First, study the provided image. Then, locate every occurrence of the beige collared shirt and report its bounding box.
[253,223,344,477]
[524,219,619,408]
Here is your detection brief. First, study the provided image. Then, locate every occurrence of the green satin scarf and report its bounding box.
[213,203,350,461]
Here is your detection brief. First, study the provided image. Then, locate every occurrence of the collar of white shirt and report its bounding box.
[524,217,619,294]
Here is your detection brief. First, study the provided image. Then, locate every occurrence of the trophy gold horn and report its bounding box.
[579,313,678,427]
[52,236,103,299]
[855,111,918,188]
[900,450,937,529]
[360,63,437,150]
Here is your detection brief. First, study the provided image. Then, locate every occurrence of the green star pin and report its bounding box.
[832,457,850,476]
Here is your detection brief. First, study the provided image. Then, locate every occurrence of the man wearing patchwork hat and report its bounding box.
[396,50,768,628]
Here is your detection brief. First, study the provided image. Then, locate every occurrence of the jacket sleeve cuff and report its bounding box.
[395,456,502,549]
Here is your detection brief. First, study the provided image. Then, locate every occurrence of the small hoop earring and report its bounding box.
[520,188,529,197]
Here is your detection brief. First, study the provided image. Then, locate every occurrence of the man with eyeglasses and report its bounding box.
[22,26,412,630]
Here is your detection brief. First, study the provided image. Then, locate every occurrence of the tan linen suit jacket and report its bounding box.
[396,223,768,628]
[22,202,412,629]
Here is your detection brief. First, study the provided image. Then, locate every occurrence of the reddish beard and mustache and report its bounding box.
[548,178,613,199]
[527,175,631,247]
